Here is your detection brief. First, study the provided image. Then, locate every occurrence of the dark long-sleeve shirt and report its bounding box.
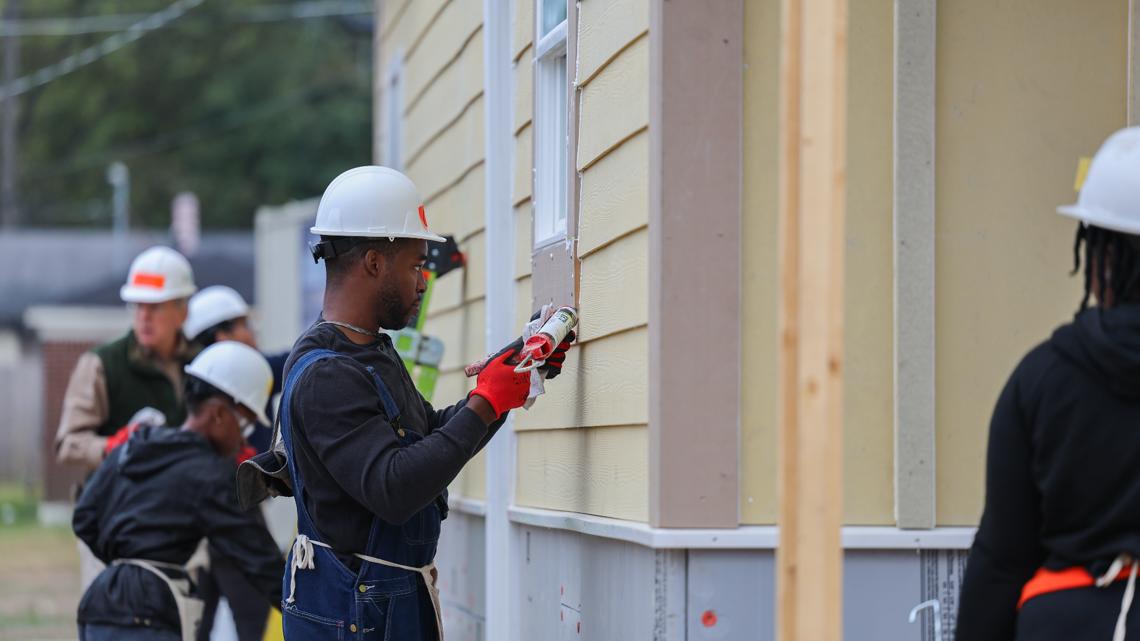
[285,321,505,569]
[73,426,283,631]
[958,305,1140,639]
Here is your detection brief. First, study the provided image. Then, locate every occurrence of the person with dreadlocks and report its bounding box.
[957,127,1140,641]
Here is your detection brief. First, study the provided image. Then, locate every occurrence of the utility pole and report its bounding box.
[107,162,129,273]
[1,0,21,228]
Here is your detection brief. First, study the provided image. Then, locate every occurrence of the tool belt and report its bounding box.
[113,558,204,641]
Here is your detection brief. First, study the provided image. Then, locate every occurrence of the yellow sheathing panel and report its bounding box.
[577,0,649,87]
[739,0,895,525]
[406,96,485,202]
[515,425,649,521]
[514,327,649,431]
[404,0,482,108]
[739,0,781,525]
[513,54,534,134]
[405,29,484,161]
[424,299,487,372]
[578,130,649,257]
[577,229,648,343]
[934,0,1126,525]
[512,0,534,62]
[841,0,894,526]
[460,231,487,303]
[513,123,533,205]
[576,34,649,171]
[514,275,533,331]
[427,161,486,242]
[514,202,534,279]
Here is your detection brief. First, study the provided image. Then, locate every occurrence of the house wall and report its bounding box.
[511,0,652,522]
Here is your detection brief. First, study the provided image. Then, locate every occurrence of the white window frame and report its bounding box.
[383,51,405,170]
[532,7,568,248]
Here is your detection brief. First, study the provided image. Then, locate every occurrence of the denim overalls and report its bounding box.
[279,348,446,641]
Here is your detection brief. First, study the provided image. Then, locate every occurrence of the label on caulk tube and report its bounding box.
[919,550,969,641]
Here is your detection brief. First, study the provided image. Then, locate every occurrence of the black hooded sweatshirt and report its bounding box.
[957,304,1140,640]
[73,426,283,632]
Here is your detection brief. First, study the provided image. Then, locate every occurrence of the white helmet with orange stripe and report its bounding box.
[119,246,197,304]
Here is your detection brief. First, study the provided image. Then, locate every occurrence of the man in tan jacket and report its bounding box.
[56,245,199,587]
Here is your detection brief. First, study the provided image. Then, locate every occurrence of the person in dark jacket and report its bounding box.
[183,285,288,641]
[958,127,1140,641]
[73,342,284,641]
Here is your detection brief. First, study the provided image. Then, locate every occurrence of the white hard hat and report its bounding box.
[185,341,272,425]
[120,246,197,304]
[184,286,251,340]
[311,166,446,242]
[1058,126,1140,235]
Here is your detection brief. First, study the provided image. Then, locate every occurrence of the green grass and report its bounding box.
[0,482,39,527]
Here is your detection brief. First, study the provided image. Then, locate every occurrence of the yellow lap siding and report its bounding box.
[405,30,484,161]
[406,96,485,202]
[513,54,534,134]
[514,203,533,280]
[426,161,485,242]
[577,229,648,343]
[576,34,649,171]
[461,231,487,303]
[513,0,533,63]
[513,123,533,206]
[577,0,649,87]
[404,1,482,107]
[383,0,447,65]
[515,425,649,521]
[578,130,649,257]
[514,327,648,431]
[424,299,487,372]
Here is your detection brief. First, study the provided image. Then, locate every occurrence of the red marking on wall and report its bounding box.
[576,621,581,634]
[701,610,718,628]
[560,611,564,622]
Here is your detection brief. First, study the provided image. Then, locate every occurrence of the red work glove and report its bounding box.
[538,331,576,380]
[470,342,530,416]
[103,422,141,456]
[236,444,257,464]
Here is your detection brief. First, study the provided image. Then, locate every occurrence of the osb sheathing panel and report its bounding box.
[934,0,1125,525]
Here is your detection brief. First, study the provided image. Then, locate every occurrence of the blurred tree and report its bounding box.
[10,0,373,229]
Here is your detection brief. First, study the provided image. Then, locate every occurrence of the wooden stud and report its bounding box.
[776,0,848,638]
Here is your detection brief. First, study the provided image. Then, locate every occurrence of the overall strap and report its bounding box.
[279,348,341,533]
[364,365,403,433]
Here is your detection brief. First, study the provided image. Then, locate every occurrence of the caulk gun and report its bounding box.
[464,306,579,377]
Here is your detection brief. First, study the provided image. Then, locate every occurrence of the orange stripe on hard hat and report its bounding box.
[418,205,429,230]
[1018,565,1131,608]
[131,272,166,289]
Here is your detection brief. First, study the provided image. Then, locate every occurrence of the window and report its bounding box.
[383,53,405,170]
[533,0,568,247]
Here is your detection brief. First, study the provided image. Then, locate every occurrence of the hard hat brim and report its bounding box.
[1057,204,1140,236]
[183,362,272,426]
[120,285,198,304]
[309,227,447,243]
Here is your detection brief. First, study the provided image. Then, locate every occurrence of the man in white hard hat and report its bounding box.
[958,127,1140,641]
[238,166,571,641]
[56,245,201,589]
[73,342,284,641]
[184,285,287,641]
[185,285,288,453]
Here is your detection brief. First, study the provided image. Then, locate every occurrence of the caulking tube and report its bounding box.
[464,306,579,377]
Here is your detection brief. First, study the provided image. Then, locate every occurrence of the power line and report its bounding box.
[0,0,205,100]
[0,1,373,37]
